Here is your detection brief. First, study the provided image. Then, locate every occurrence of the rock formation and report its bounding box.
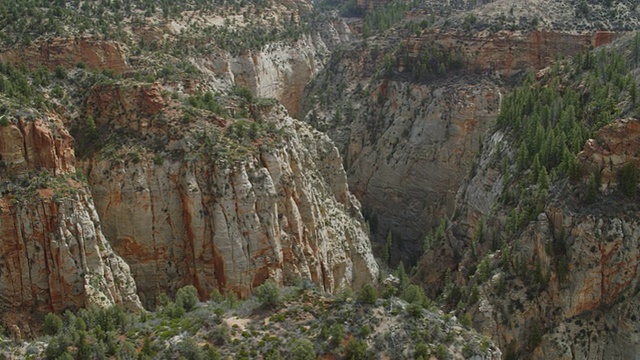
[76,82,378,306]
[0,38,129,75]
[300,28,617,260]
[194,21,351,116]
[416,113,640,357]
[578,118,640,192]
[0,117,142,332]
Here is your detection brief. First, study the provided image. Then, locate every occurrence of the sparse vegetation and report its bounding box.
[4,283,495,359]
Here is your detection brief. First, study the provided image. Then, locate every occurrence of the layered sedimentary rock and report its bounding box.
[578,118,640,192]
[0,38,129,75]
[81,83,377,306]
[200,23,351,116]
[300,28,617,258]
[0,116,75,176]
[0,118,142,332]
[400,30,618,78]
[468,206,640,359]
[426,115,640,358]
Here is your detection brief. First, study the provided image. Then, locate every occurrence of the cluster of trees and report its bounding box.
[187,91,226,116]
[198,20,311,56]
[41,286,222,360]
[360,0,420,37]
[27,275,493,360]
[407,44,466,80]
[497,45,638,230]
[0,61,49,108]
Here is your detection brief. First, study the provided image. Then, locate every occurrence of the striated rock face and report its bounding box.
[80,83,377,305]
[401,30,618,78]
[427,115,640,358]
[0,190,142,316]
[578,118,640,192]
[471,207,640,359]
[0,38,129,74]
[201,25,351,116]
[340,79,500,261]
[0,117,142,332]
[0,117,75,176]
[300,28,618,260]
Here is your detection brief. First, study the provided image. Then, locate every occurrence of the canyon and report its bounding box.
[0,0,639,358]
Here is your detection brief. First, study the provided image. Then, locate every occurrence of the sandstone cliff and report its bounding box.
[205,24,352,116]
[578,118,640,193]
[0,38,129,75]
[299,27,615,261]
[464,204,640,359]
[0,117,142,333]
[77,82,377,306]
[415,113,640,358]
[0,0,374,318]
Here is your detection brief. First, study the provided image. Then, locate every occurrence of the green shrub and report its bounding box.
[54,65,67,80]
[178,338,205,360]
[290,338,315,360]
[401,285,426,305]
[618,163,638,197]
[344,339,368,360]
[584,172,599,204]
[434,344,448,360]
[255,280,281,307]
[415,342,429,359]
[210,288,224,303]
[163,302,185,319]
[43,313,63,336]
[329,323,345,347]
[406,302,423,318]
[176,285,199,312]
[360,324,372,337]
[44,334,71,359]
[357,284,377,305]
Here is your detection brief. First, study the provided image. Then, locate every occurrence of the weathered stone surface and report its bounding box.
[428,116,640,358]
[0,116,75,176]
[0,166,142,337]
[299,28,617,260]
[82,92,377,305]
[401,30,617,78]
[1,190,141,312]
[578,118,640,192]
[484,207,640,358]
[0,110,144,332]
[201,24,351,116]
[0,37,129,74]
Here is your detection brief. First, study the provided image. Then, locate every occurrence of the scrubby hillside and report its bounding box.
[1,282,501,359]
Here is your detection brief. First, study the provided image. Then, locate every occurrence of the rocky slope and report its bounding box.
[210,24,351,116]
[0,0,376,324]
[437,121,640,359]
[76,82,377,306]
[413,32,640,358]
[0,115,142,335]
[299,19,619,261]
[3,284,502,359]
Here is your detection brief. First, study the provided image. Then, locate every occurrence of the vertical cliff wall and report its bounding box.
[0,117,142,332]
[300,29,617,260]
[423,117,640,358]
[80,83,377,306]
